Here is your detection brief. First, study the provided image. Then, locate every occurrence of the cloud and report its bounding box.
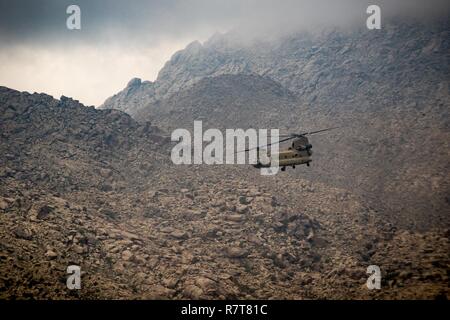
[1,0,448,45]
[0,40,190,106]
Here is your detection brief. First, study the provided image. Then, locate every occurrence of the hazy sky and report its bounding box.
[0,0,448,106]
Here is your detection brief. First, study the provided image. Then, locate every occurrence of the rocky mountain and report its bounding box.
[135,73,298,129]
[1,86,448,299]
[102,18,449,230]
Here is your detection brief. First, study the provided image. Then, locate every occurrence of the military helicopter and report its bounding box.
[239,127,338,171]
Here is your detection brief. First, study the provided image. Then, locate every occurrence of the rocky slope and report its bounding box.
[0,87,168,193]
[1,87,449,299]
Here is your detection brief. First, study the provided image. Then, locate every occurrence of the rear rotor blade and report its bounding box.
[281,127,340,137]
[303,127,340,136]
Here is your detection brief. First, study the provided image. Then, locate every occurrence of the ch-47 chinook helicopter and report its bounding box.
[239,127,339,171]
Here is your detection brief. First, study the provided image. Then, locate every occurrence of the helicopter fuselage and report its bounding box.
[247,127,337,171]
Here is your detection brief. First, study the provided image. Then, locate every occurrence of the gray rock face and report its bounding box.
[101,78,156,116]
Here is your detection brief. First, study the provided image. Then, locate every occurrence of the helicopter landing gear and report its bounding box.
[281,166,286,172]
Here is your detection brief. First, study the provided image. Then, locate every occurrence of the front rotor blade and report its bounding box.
[278,134,295,137]
[280,127,340,137]
[235,136,296,153]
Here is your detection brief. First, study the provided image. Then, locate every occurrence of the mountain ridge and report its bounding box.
[101,18,449,117]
